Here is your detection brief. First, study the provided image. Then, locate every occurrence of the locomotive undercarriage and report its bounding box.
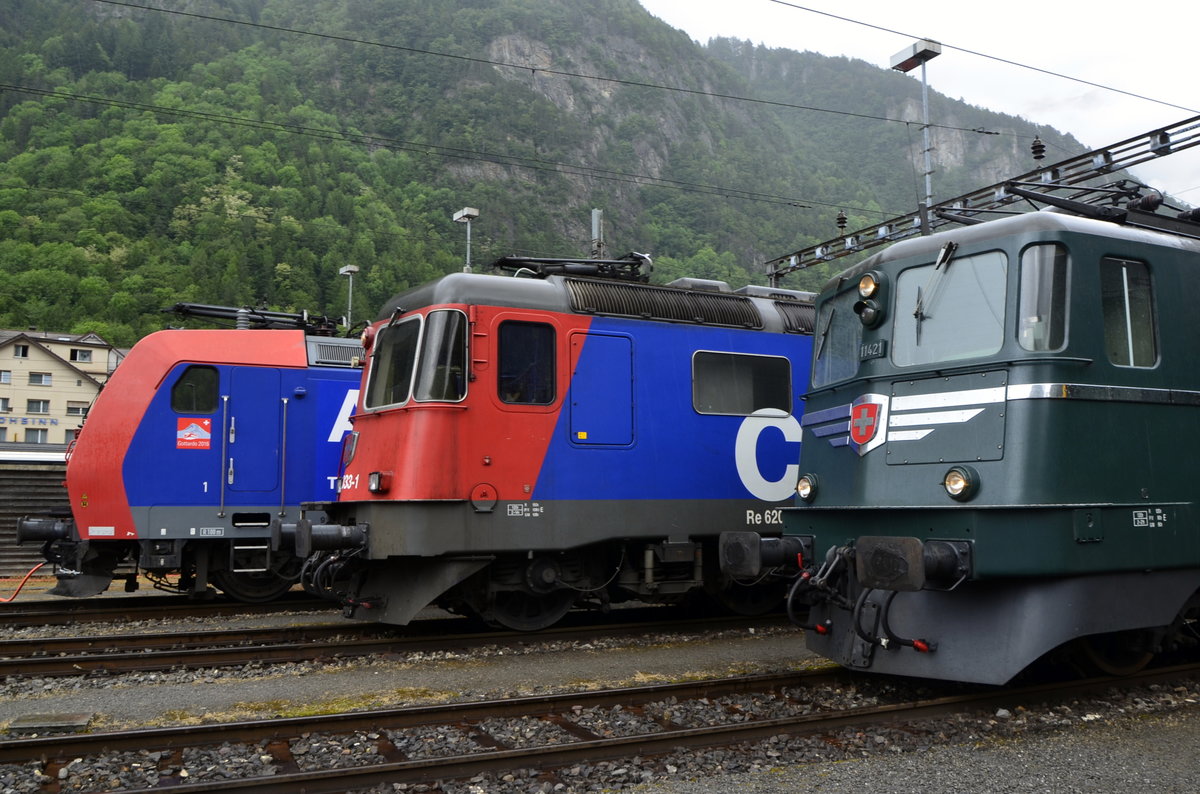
[722,530,1200,684]
[16,517,299,602]
[294,527,785,631]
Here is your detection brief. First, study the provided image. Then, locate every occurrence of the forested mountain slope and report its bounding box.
[0,0,1083,343]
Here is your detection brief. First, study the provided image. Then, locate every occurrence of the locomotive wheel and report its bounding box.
[482,589,576,632]
[702,549,784,616]
[211,556,303,603]
[1070,631,1156,677]
[709,576,785,616]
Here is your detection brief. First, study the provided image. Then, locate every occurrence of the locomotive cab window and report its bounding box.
[893,249,1007,367]
[811,289,863,388]
[365,316,421,408]
[170,365,219,413]
[499,321,555,405]
[1101,257,1157,367]
[1018,243,1069,352]
[693,351,791,415]
[413,310,468,402]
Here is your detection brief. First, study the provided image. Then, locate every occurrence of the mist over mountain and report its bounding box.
[0,0,1084,343]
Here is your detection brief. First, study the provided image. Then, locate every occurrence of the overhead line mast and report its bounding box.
[766,115,1200,285]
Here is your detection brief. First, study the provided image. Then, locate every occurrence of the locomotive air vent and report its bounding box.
[736,285,814,302]
[564,278,763,329]
[664,277,731,292]
[308,339,360,367]
[774,301,817,334]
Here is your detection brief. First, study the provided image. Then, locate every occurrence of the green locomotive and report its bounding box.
[723,185,1200,684]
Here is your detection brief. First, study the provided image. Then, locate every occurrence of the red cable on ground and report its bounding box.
[0,562,47,603]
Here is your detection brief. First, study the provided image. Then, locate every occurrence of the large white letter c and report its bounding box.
[734,409,802,502]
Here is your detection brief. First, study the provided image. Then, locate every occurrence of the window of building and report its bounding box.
[0,370,9,384]
[1101,257,1157,367]
[25,428,48,444]
[70,348,93,363]
[693,351,791,415]
[27,399,50,414]
[1018,243,1070,352]
[170,366,220,413]
[66,401,89,416]
[28,372,52,386]
[13,345,29,358]
[0,397,8,413]
[498,321,555,405]
[0,428,6,442]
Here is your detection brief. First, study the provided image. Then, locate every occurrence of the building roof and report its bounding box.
[0,329,111,347]
[0,330,118,386]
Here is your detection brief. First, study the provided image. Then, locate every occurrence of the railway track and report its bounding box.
[0,591,332,628]
[0,610,787,678]
[8,662,1200,793]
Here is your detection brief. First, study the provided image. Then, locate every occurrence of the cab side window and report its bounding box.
[499,321,555,404]
[1018,243,1069,352]
[171,366,219,413]
[1101,257,1157,367]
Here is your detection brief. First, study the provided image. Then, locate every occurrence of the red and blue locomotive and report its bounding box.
[287,254,815,630]
[723,179,1200,684]
[18,306,361,602]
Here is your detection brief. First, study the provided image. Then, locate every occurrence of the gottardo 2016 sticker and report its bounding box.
[176,417,213,449]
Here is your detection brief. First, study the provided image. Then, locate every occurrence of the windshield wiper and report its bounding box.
[913,241,959,344]
[814,307,835,361]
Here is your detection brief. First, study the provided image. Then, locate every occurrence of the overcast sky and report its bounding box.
[638,0,1200,203]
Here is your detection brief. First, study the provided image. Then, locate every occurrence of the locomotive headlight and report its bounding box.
[368,470,393,493]
[853,271,887,328]
[853,299,884,328]
[943,465,979,501]
[796,474,818,503]
[858,273,880,299]
[360,324,377,353]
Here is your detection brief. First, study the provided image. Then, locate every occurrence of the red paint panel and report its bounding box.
[339,307,591,503]
[67,330,310,539]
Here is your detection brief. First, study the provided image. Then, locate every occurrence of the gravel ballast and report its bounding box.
[4,587,1200,792]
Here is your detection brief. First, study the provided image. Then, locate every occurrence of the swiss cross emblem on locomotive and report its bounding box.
[849,394,889,456]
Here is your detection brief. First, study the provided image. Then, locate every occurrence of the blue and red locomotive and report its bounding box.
[18,306,361,602]
[287,254,815,630]
[723,180,1200,684]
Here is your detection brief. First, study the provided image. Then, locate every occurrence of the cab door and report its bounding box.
[568,332,633,446]
[226,367,281,493]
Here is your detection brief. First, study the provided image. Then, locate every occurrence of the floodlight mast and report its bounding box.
[339,264,359,328]
[453,207,479,272]
[891,39,941,234]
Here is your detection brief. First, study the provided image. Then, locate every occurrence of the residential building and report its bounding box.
[0,329,124,445]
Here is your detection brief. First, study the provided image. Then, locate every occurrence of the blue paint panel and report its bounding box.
[569,332,633,446]
[534,319,811,502]
[124,363,358,509]
[228,367,281,492]
[298,376,358,502]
